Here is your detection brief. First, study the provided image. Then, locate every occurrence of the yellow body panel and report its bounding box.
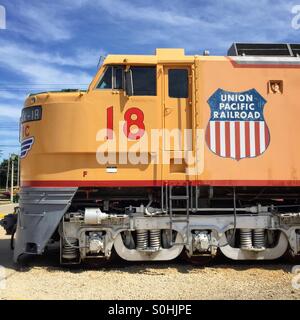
[20,49,300,187]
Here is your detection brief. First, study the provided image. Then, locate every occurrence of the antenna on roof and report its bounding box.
[97,55,106,70]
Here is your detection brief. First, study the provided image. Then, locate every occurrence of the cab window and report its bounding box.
[130,66,156,96]
[114,67,123,89]
[97,66,112,89]
[97,66,124,90]
[168,69,188,98]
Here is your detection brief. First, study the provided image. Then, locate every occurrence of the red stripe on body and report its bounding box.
[215,121,220,156]
[225,121,231,157]
[206,123,210,147]
[22,180,300,188]
[245,122,250,157]
[235,122,240,160]
[255,122,261,156]
[265,125,270,147]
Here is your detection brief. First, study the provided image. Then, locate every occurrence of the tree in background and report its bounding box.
[0,156,19,189]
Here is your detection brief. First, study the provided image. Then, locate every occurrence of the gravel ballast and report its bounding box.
[0,228,299,300]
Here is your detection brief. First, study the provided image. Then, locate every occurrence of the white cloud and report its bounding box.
[0,90,26,101]
[0,105,21,120]
[18,63,92,87]
[0,130,19,137]
[0,40,103,70]
[7,0,296,55]
[0,133,20,153]
[82,0,298,51]
[11,2,72,41]
[94,0,202,26]
[0,41,94,88]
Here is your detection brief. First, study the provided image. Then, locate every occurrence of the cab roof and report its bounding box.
[103,48,226,65]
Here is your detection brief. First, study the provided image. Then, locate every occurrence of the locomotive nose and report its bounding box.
[25,90,86,107]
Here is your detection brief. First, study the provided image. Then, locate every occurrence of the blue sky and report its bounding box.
[0,0,299,159]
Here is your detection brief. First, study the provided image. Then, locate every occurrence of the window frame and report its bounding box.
[95,65,125,91]
[112,66,125,90]
[168,68,189,99]
[128,65,157,96]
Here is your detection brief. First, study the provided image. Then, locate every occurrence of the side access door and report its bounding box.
[162,65,194,182]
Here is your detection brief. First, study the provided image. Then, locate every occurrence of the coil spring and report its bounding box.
[150,230,161,250]
[240,229,252,249]
[136,230,148,250]
[253,229,265,248]
[62,238,78,260]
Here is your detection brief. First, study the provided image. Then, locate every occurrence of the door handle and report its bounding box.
[165,107,172,115]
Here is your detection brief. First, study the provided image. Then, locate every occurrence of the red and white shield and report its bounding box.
[205,89,270,160]
[206,121,270,160]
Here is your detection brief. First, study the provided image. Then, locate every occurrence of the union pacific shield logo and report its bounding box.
[205,88,270,160]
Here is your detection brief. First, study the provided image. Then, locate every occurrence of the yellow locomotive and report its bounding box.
[15,43,300,264]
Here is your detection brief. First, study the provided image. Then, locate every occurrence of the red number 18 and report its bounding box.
[106,106,145,140]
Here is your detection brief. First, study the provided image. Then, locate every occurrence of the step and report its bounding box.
[170,219,189,223]
[170,196,189,200]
